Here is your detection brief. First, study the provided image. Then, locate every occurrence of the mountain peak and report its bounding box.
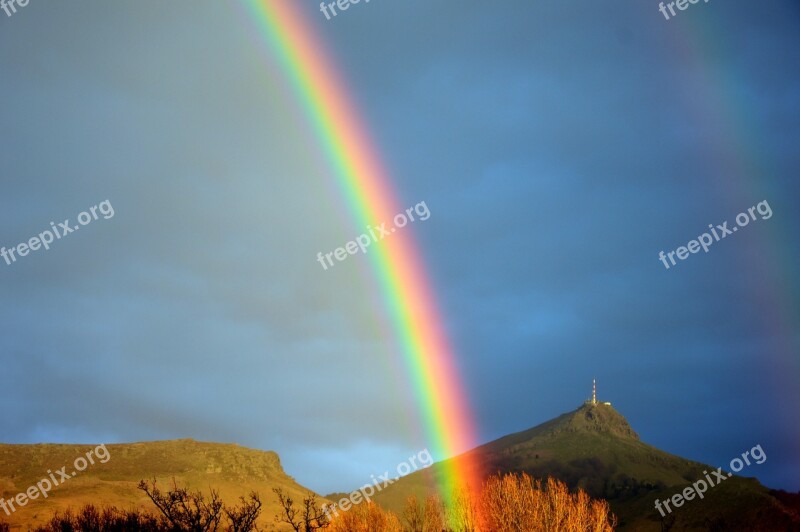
[556,403,640,440]
[375,402,800,530]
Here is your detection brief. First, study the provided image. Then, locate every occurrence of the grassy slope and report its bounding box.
[0,439,328,530]
[372,404,800,531]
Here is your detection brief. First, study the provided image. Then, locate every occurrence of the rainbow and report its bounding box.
[240,0,484,506]
[642,0,800,456]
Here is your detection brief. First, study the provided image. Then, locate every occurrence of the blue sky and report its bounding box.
[1,0,799,495]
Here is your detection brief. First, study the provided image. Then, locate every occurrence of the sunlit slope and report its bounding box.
[0,439,326,529]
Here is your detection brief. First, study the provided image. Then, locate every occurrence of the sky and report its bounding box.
[1,0,799,495]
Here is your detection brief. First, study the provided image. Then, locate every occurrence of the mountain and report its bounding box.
[3,410,799,530]
[0,439,325,530]
[373,403,800,531]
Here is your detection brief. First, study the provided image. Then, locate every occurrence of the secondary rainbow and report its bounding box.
[239,0,484,503]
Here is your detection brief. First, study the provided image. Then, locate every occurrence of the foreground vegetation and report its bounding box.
[0,473,615,531]
[327,474,615,532]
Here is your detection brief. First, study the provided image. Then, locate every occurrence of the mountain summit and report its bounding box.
[374,402,800,531]
[487,402,639,445]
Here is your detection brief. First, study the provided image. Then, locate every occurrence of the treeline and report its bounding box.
[0,473,616,531]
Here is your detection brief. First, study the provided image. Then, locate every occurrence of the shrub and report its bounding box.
[480,473,616,531]
[31,505,166,532]
[327,501,401,532]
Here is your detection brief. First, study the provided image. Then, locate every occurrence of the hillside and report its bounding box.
[0,439,326,530]
[372,403,800,531]
[3,411,799,530]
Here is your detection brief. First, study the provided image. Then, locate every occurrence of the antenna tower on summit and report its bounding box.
[592,378,597,405]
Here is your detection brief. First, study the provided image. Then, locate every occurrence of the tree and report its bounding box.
[26,494,261,532]
[326,501,402,532]
[402,494,424,532]
[11,473,617,532]
[422,494,446,532]
[481,473,616,532]
[272,488,330,532]
[138,478,224,532]
[224,493,262,532]
[446,485,481,532]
